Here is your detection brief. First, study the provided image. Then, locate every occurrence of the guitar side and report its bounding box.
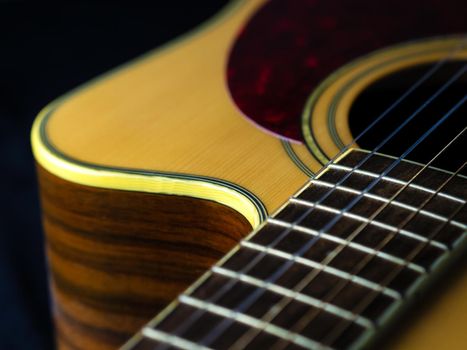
[32,1,310,348]
[31,0,467,349]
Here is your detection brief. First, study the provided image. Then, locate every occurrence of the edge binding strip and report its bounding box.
[31,104,267,228]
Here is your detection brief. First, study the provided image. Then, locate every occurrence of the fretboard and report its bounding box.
[123,149,466,350]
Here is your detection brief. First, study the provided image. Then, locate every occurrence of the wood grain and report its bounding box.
[37,165,252,349]
[30,0,467,348]
[128,150,465,349]
[40,0,319,216]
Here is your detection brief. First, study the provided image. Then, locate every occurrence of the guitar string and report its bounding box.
[173,76,466,349]
[293,130,467,348]
[266,128,467,350]
[198,90,467,348]
[138,38,467,350]
[138,45,467,350]
[315,36,467,170]
[151,50,467,349]
[193,65,467,346]
[231,126,467,350]
[322,162,466,348]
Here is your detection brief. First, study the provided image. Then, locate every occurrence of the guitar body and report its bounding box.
[32,0,467,349]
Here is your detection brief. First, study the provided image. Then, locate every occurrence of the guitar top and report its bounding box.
[31,0,466,349]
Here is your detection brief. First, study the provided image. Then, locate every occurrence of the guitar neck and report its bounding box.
[123,149,467,349]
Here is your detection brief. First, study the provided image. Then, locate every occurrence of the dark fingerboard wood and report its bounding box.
[123,149,466,350]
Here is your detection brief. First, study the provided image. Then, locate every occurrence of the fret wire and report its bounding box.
[211,143,462,350]
[212,265,374,329]
[185,146,462,350]
[222,239,397,350]
[267,217,426,273]
[286,197,450,250]
[284,132,467,349]
[257,117,467,349]
[141,327,212,350]
[129,67,465,350]
[326,164,466,204]
[307,36,467,183]
[224,92,466,349]
[156,65,466,349]
[154,242,288,344]
[272,207,448,251]
[311,179,465,229]
[244,84,463,350]
[178,295,330,350]
[323,183,466,347]
[327,201,465,348]
[120,43,467,350]
[240,241,400,299]
[320,157,467,345]
[153,237,291,347]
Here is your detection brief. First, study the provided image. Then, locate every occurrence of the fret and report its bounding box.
[309,179,465,230]
[293,182,465,249]
[293,190,462,248]
[403,212,466,247]
[212,266,374,328]
[337,150,466,194]
[219,243,391,315]
[141,327,211,350]
[186,274,369,349]
[354,226,448,270]
[274,263,395,322]
[274,211,448,270]
[326,163,465,204]
[267,217,426,273]
[214,245,399,340]
[239,242,401,299]
[145,299,255,349]
[273,210,447,252]
[179,295,329,350]
[265,298,365,348]
[123,150,467,350]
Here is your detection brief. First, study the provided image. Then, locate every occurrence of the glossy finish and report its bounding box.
[37,165,251,349]
[227,0,466,141]
[126,150,467,349]
[30,0,467,349]
[31,0,316,229]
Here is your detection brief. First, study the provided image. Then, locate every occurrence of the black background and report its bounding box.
[0,1,228,349]
[2,1,466,350]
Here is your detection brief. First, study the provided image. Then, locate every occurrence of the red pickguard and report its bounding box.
[226,0,466,141]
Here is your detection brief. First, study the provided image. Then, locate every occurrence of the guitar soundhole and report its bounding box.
[349,61,466,173]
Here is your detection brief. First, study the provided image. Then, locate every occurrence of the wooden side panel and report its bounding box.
[37,165,252,349]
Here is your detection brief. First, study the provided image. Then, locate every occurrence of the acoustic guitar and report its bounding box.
[31,0,466,349]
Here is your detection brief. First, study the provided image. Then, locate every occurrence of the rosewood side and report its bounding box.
[36,165,252,350]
